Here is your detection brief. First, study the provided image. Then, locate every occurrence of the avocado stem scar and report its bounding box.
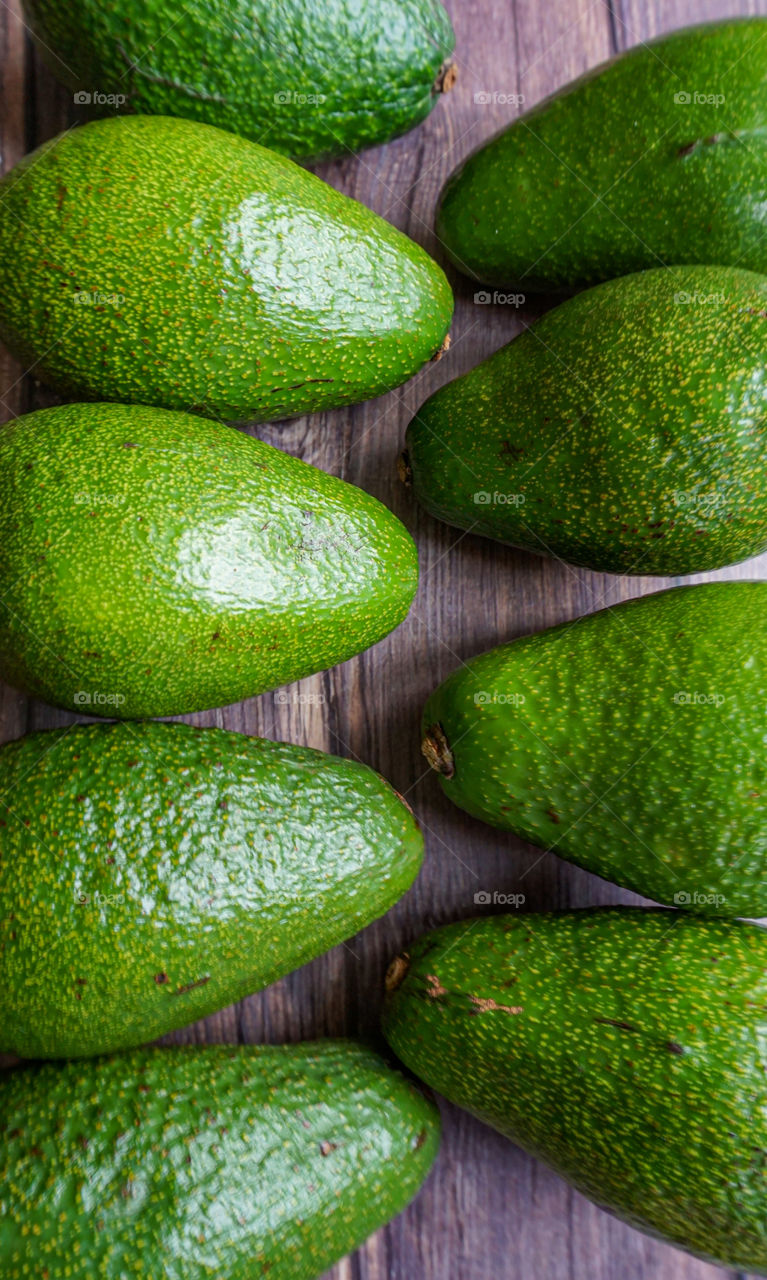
[431,332,451,361]
[385,953,410,993]
[435,60,458,93]
[421,723,455,779]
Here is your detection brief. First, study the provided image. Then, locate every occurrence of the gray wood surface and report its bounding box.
[0,0,764,1276]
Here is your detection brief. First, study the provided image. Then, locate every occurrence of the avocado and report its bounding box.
[421,582,767,917]
[437,18,767,290]
[382,908,767,1273]
[0,115,452,421]
[404,265,767,576]
[0,720,424,1059]
[0,402,418,718]
[0,1039,440,1278]
[23,0,456,162]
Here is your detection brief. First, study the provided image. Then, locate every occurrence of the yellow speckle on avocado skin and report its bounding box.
[382,908,767,1273]
[22,0,455,163]
[0,1040,440,1279]
[0,401,418,718]
[407,264,767,578]
[0,720,423,1059]
[437,19,767,290]
[0,113,452,422]
[421,580,767,918]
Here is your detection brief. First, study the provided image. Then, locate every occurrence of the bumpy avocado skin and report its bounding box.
[24,0,455,161]
[406,265,767,576]
[437,19,767,289]
[421,582,767,917]
[0,721,424,1058]
[382,909,767,1273]
[0,115,453,421]
[0,402,418,717]
[0,1040,440,1278]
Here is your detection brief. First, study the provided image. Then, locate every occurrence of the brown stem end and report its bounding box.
[435,60,458,94]
[421,723,455,779]
[386,953,411,993]
[431,332,451,362]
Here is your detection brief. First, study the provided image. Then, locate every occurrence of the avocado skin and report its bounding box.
[437,19,767,290]
[0,721,424,1058]
[422,582,767,917]
[0,402,418,718]
[0,1040,440,1278]
[382,908,767,1273]
[0,115,452,422]
[406,265,767,576]
[23,0,455,161]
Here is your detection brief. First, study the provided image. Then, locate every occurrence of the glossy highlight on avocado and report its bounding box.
[23,0,456,161]
[422,582,767,917]
[382,908,767,1274]
[406,265,767,576]
[0,721,425,1058]
[0,115,453,421]
[437,18,767,290]
[0,402,419,718]
[0,1041,441,1279]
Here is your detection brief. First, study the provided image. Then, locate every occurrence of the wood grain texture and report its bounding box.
[0,0,764,1276]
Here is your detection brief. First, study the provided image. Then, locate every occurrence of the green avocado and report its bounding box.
[23,0,456,161]
[0,402,418,718]
[0,720,424,1059]
[382,908,767,1273]
[0,1040,440,1278]
[404,265,767,576]
[437,18,767,290]
[0,115,452,422]
[421,582,767,917]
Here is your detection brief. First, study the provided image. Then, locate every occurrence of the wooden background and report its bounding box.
[1,1,765,1276]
